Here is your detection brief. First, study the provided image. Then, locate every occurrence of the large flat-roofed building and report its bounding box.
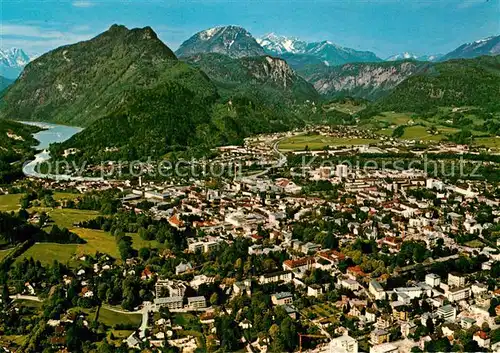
[259,270,292,284]
[369,280,386,300]
[271,292,293,306]
[437,304,456,322]
[187,296,207,309]
[154,296,183,310]
[447,286,471,302]
[448,273,466,288]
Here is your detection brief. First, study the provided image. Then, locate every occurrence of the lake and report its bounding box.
[20,121,83,150]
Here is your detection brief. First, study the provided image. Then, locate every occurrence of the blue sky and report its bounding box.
[1,0,499,58]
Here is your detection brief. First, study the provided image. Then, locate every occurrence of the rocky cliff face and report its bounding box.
[301,61,423,100]
[184,53,319,104]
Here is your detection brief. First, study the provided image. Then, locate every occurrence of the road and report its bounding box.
[9,294,42,302]
[239,138,287,180]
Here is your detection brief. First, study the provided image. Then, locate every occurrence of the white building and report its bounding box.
[448,273,466,288]
[336,164,349,179]
[369,280,386,300]
[327,332,358,353]
[447,286,471,302]
[425,273,441,287]
[437,304,456,322]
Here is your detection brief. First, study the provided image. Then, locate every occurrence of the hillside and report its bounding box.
[0,120,41,183]
[299,60,424,100]
[0,76,13,93]
[373,56,500,113]
[183,53,319,105]
[0,24,217,127]
[175,26,265,58]
[0,25,318,162]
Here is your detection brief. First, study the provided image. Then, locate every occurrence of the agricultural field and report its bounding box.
[279,134,378,151]
[323,100,367,115]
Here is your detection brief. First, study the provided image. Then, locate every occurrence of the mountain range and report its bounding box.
[0,25,316,162]
[256,33,382,66]
[0,48,30,79]
[440,35,500,61]
[0,24,499,161]
[385,52,442,62]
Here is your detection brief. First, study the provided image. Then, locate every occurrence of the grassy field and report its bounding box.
[0,335,26,347]
[98,307,142,328]
[53,192,80,201]
[0,194,22,212]
[0,248,13,262]
[465,240,485,248]
[373,112,415,126]
[475,137,500,149]
[72,228,121,259]
[16,243,77,265]
[279,134,379,151]
[35,208,100,229]
[15,227,162,266]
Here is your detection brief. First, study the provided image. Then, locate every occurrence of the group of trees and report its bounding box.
[0,210,84,246]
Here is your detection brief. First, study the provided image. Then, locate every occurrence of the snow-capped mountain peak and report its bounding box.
[257,33,306,55]
[257,33,382,65]
[385,52,419,61]
[0,48,31,79]
[176,25,265,58]
[0,48,30,67]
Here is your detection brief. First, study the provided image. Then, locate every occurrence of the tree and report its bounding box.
[1,284,10,307]
[210,293,219,306]
[280,317,297,351]
[138,247,151,261]
[426,317,435,334]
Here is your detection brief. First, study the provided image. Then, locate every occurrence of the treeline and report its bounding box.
[64,189,122,214]
[77,210,188,252]
[0,211,85,246]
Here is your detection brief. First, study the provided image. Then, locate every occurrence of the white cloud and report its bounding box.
[0,23,102,56]
[1,24,65,39]
[72,1,95,8]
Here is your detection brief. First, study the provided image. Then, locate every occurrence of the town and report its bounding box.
[1,125,500,353]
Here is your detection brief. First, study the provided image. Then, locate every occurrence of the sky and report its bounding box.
[1,0,499,58]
